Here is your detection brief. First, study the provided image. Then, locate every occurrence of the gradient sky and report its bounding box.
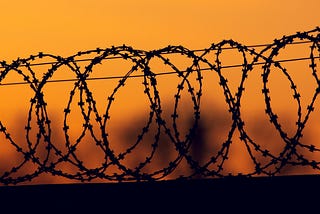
[0,0,318,120]
[0,0,319,60]
[0,1,320,183]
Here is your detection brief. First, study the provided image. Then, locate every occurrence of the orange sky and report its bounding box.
[0,1,320,184]
[0,0,319,60]
[1,0,319,112]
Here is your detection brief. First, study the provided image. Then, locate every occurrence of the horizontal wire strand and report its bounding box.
[0,41,312,69]
[0,55,319,86]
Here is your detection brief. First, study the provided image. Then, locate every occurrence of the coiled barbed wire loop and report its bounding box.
[0,27,319,185]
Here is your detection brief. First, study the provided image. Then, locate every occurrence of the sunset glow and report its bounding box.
[0,1,319,185]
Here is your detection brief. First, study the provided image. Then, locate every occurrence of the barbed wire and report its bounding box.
[0,27,319,185]
[1,55,319,86]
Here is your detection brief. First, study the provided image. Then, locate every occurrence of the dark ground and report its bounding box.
[0,175,319,212]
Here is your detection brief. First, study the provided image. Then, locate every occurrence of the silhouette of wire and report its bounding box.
[0,40,312,70]
[0,27,319,185]
[1,56,319,86]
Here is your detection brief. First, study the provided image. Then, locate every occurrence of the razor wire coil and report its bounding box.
[0,27,319,185]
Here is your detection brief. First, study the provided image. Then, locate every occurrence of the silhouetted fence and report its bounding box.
[0,27,319,185]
